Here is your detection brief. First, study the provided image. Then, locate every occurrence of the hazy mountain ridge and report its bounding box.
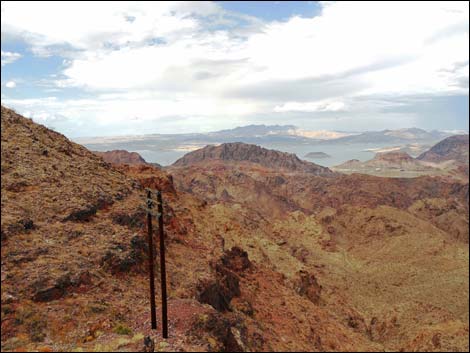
[207,124,297,138]
[76,125,459,145]
[319,127,456,144]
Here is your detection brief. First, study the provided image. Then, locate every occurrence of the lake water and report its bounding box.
[116,141,410,167]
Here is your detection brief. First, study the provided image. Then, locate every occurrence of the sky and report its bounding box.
[1,1,469,137]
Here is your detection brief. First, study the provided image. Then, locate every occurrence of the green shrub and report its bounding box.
[114,324,132,335]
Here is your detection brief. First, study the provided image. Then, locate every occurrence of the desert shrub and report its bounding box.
[114,324,132,335]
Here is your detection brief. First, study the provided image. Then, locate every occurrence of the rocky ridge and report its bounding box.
[172,142,334,176]
[418,134,469,164]
[93,150,148,165]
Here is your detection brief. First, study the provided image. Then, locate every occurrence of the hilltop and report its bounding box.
[93,150,148,165]
[418,134,469,164]
[172,142,334,176]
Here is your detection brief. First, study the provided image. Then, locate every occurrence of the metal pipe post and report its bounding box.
[146,190,157,330]
[156,191,168,338]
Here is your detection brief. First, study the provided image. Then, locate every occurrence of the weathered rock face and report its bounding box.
[111,209,146,230]
[190,312,244,352]
[197,247,251,312]
[197,279,236,312]
[172,142,334,176]
[220,247,251,273]
[418,134,469,164]
[93,150,148,165]
[101,235,150,274]
[31,271,93,302]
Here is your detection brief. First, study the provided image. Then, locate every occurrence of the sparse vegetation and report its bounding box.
[113,324,132,336]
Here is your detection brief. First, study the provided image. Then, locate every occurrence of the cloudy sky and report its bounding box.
[1,1,469,137]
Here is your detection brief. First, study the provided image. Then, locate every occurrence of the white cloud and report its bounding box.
[1,1,469,134]
[48,2,468,96]
[274,100,346,113]
[1,50,21,66]
[5,80,16,88]
[1,1,220,54]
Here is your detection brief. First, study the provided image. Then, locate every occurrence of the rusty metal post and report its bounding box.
[156,191,168,338]
[146,190,157,330]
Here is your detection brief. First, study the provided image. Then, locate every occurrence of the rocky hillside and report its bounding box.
[93,150,148,165]
[1,106,133,231]
[169,159,469,241]
[0,107,385,352]
[1,106,469,352]
[172,142,334,175]
[169,151,469,351]
[418,134,469,164]
[1,107,218,351]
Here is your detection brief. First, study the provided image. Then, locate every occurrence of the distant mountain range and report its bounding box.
[77,125,465,145]
[315,128,459,144]
[75,125,468,167]
[207,124,297,138]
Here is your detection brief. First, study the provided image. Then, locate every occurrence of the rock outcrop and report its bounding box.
[94,150,148,165]
[196,247,250,312]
